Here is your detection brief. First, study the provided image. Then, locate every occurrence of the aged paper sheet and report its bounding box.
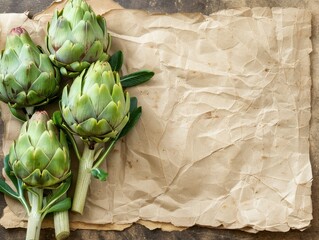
[0,0,313,233]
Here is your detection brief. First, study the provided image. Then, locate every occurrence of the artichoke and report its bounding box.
[61,60,130,144]
[46,0,110,78]
[0,27,60,117]
[9,111,71,188]
[58,60,131,214]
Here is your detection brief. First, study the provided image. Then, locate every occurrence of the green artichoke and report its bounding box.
[9,111,71,188]
[46,0,110,78]
[61,60,130,144]
[0,27,60,115]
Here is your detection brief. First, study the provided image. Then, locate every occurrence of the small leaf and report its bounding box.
[4,155,19,190]
[8,106,27,122]
[42,177,71,213]
[52,111,63,126]
[120,70,154,88]
[3,157,30,213]
[130,97,138,112]
[91,168,108,181]
[47,177,71,203]
[45,197,72,214]
[109,51,123,72]
[118,106,142,139]
[0,178,19,200]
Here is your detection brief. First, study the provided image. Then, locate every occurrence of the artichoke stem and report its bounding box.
[26,188,43,240]
[54,193,70,240]
[72,144,95,214]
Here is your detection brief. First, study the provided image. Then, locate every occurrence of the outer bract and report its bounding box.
[61,61,130,143]
[9,111,71,188]
[46,0,110,77]
[0,27,60,110]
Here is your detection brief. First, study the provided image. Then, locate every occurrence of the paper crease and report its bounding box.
[0,2,313,233]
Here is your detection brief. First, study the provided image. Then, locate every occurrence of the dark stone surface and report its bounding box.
[0,0,318,239]
[0,0,52,17]
[114,0,311,15]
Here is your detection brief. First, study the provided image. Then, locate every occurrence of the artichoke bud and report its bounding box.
[0,27,60,110]
[46,0,110,78]
[9,111,71,188]
[61,61,130,144]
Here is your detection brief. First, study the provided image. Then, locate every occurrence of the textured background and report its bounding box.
[0,0,318,239]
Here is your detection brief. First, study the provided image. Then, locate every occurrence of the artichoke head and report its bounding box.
[46,0,110,78]
[0,27,60,110]
[9,111,71,188]
[61,61,130,143]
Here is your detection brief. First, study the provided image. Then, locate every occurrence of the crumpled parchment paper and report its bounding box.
[0,0,313,233]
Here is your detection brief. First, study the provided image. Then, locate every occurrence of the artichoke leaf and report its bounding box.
[53,110,82,160]
[72,94,96,122]
[55,40,85,64]
[76,118,112,137]
[96,15,106,35]
[38,53,56,74]
[111,83,126,107]
[2,49,20,74]
[87,83,111,115]
[82,40,104,62]
[46,148,70,178]
[101,70,116,91]
[49,18,72,50]
[36,131,61,158]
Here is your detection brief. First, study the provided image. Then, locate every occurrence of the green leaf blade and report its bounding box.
[0,179,19,200]
[42,177,71,213]
[4,155,19,190]
[120,70,154,88]
[118,106,142,139]
[45,197,72,215]
[109,51,123,72]
[130,97,138,111]
[8,106,27,122]
[91,168,108,181]
[52,110,63,127]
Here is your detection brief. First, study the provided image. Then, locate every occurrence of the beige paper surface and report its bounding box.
[0,0,313,233]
